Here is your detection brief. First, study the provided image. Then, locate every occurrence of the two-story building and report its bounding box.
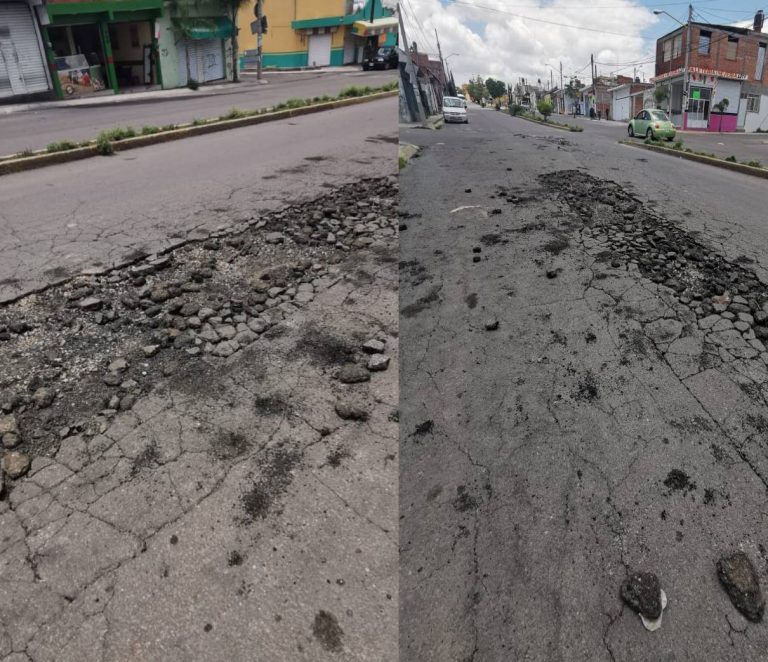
[237,0,396,70]
[653,10,768,131]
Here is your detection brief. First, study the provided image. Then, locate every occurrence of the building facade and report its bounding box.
[36,0,233,100]
[653,11,768,131]
[237,0,396,70]
[609,81,653,121]
[0,0,52,100]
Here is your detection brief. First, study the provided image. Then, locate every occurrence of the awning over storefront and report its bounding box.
[351,17,398,37]
[174,17,233,40]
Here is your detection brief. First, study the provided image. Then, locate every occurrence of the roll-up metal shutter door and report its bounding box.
[197,39,223,82]
[177,39,222,86]
[0,2,49,98]
[176,40,197,87]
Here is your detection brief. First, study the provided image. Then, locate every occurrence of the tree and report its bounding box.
[485,77,506,100]
[564,77,582,113]
[653,86,668,108]
[466,75,488,103]
[537,100,553,120]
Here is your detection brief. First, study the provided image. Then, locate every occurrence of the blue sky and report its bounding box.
[406,0,764,84]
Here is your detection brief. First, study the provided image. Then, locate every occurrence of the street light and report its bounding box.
[653,5,692,123]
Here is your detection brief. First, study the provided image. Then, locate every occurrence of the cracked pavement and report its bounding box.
[0,98,396,303]
[400,109,768,660]
[0,169,398,657]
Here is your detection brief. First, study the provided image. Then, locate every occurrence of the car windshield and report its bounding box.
[377,48,392,56]
[444,98,464,108]
[650,110,669,121]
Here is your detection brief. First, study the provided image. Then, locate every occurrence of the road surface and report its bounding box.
[400,106,768,661]
[0,97,396,301]
[0,100,398,661]
[552,111,768,163]
[0,69,395,156]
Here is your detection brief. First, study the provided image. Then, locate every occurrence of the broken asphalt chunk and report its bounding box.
[335,402,369,421]
[2,451,30,479]
[621,572,663,621]
[337,364,370,384]
[367,354,390,371]
[717,551,765,622]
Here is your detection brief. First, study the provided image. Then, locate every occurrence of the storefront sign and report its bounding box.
[689,66,747,81]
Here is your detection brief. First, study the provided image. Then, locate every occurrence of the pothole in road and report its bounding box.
[0,176,397,483]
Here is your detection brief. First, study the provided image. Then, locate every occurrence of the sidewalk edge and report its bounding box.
[619,140,768,180]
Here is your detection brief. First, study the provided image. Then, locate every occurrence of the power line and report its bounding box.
[398,0,437,52]
[445,0,724,9]
[441,0,656,39]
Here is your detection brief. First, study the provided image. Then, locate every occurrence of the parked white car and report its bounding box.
[443,97,468,123]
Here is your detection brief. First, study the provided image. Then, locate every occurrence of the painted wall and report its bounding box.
[237,0,392,68]
[744,94,768,131]
[711,78,741,111]
[707,113,738,132]
[156,14,180,88]
[238,0,344,56]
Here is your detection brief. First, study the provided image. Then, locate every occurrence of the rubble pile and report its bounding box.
[0,176,397,475]
[542,170,768,366]
[542,170,768,626]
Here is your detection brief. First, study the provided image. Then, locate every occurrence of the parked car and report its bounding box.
[362,47,398,71]
[442,96,468,123]
[628,109,676,140]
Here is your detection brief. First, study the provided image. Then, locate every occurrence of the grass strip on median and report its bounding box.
[508,106,583,132]
[0,81,397,175]
[620,138,768,180]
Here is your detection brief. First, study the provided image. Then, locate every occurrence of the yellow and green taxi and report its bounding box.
[628,109,676,141]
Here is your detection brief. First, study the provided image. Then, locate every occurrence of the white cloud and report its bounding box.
[401,0,660,87]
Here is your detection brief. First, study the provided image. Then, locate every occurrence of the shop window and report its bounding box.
[726,36,738,60]
[698,30,711,54]
[130,25,140,49]
[746,94,760,113]
[756,43,766,80]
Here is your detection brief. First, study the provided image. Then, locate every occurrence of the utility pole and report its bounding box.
[683,3,692,125]
[435,28,447,95]
[256,0,264,82]
[590,53,595,117]
[398,6,425,121]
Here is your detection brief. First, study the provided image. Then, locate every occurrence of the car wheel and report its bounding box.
[646,128,653,139]
[628,124,634,137]
[666,136,674,142]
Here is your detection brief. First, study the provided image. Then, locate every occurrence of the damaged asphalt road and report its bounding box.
[400,110,768,660]
[0,177,398,661]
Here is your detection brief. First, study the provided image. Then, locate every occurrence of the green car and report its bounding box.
[628,109,676,140]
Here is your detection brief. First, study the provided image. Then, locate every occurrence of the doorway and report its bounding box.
[307,33,331,67]
[687,86,711,129]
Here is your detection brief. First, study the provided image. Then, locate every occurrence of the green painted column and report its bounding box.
[99,20,119,94]
[40,26,65,100]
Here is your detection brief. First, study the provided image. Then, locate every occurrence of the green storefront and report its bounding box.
[42,0,166,98]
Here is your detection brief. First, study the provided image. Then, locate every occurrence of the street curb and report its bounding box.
[398,143,419,168]
[420,114,444,130]
[0,90,397,177]
[511,114,579,132]
[619,140,768,180]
